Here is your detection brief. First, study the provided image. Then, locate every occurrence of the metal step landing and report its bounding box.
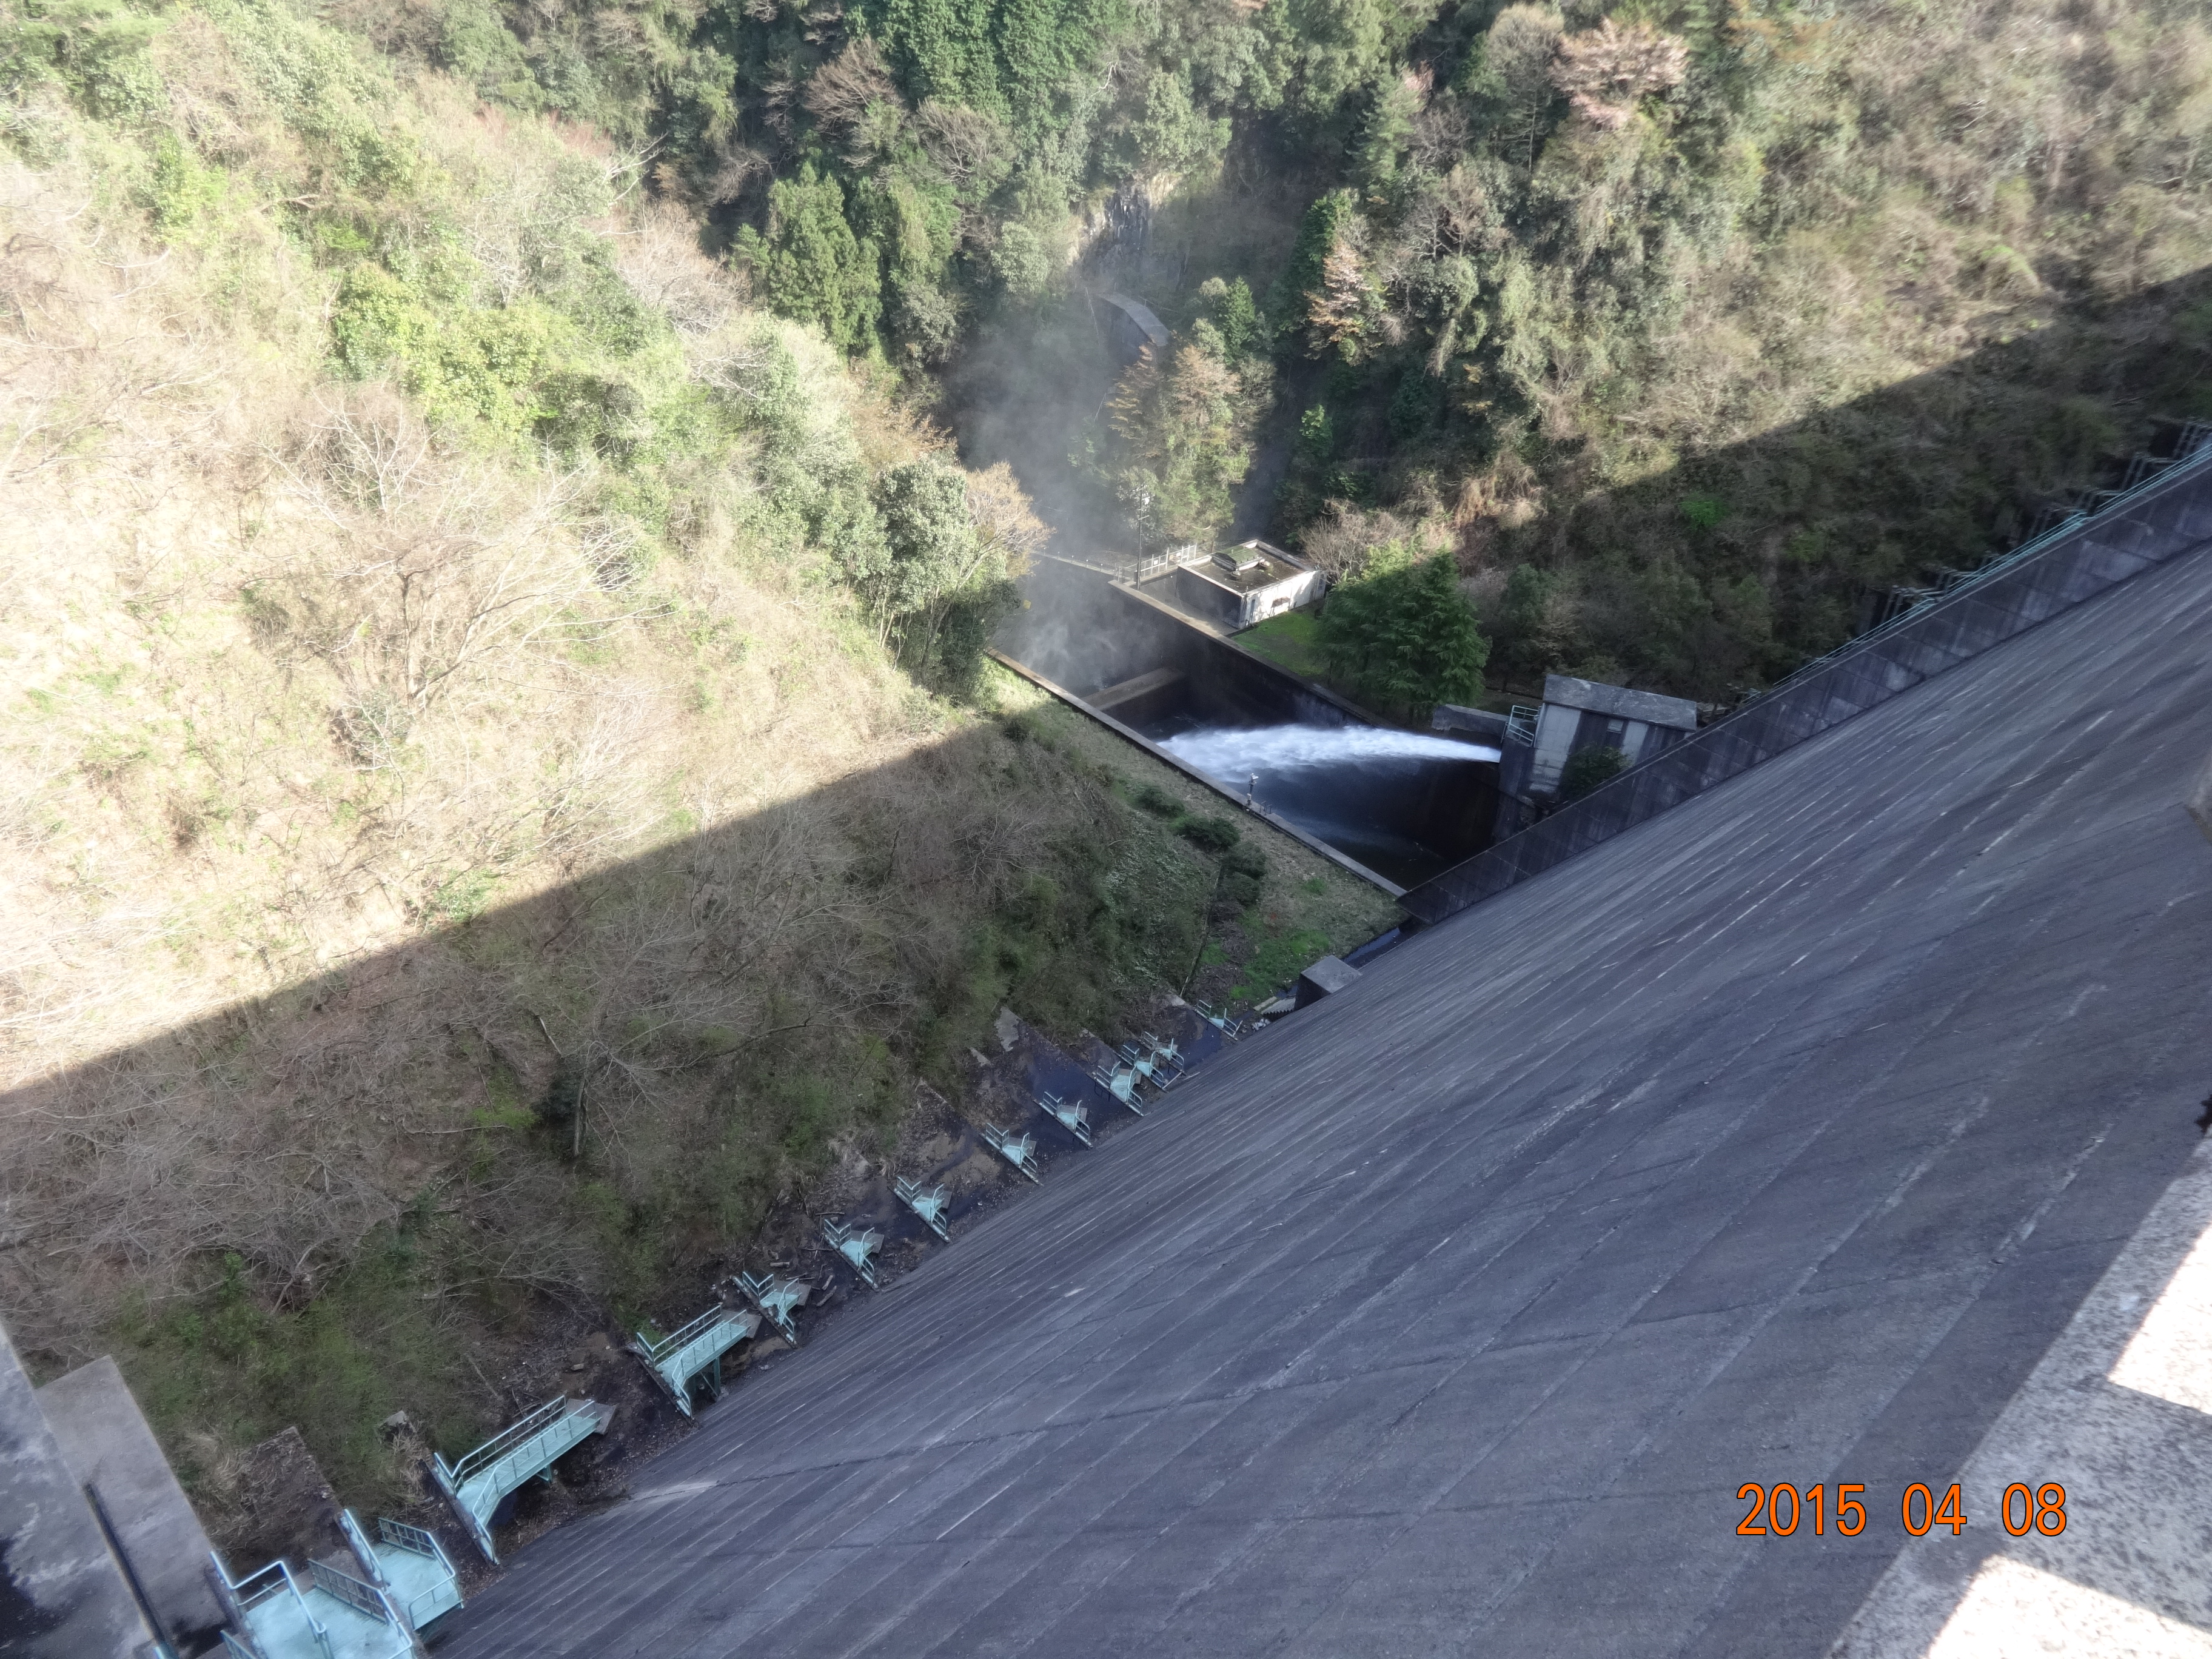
[222,1556,411,1659]
[734,1271,812,1344]
[351,1512,462,1632]
[1088,1061,1145,1114]
[981,1124,1041,1182]
[1034,1092,1094,1147]
[432,1396,615,1563]
[894,1176,952,1239]
[629,1305,758,1417]
[1119,1033,1185,1089]
[822,1219,885,1288]
[216,1507,463,1658]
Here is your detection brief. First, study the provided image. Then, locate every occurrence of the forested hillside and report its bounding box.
[1,0,2208,1531]
[313,0,2212,695]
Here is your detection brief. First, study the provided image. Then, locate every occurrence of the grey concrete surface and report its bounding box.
[39,1356,226,1652]
[441,535,2212,1658]
[1293,955,1359,1008]
[0,1327,156,1657]
[1835,1138,2212,1655]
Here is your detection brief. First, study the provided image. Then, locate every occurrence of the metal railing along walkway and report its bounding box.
[324,1509,462,1637]
[432,1395,614,1563]
[219,1550,417,1659]
[629,1306,758,1418]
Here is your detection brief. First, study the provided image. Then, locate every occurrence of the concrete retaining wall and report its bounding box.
[1403,449,2212,924]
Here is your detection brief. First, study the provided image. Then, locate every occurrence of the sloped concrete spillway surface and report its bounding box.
[443,539,2212,1655]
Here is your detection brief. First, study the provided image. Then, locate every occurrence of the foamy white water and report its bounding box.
[1159,725,1500,779]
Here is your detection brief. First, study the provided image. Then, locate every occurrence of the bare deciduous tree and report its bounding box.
[1306,236,1382,358]
[266,392,629,719]
[804,39,906,164]
[1551,18,1689,131]
[916,101,1013,189]
[964,461,1049,574]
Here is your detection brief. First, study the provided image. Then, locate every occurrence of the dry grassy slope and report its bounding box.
[0,32,1396,1516]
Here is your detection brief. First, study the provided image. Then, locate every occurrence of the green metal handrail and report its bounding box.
[635,1305,736,1364]
[982,1124,1041,1182]
[894,1176,952,1239]
[440,1395,567,1488]
[374,1516,443,1561]
[307,1559,393,1626]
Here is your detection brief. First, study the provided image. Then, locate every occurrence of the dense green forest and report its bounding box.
[18,0,2207,697]
[291,0,2212,698]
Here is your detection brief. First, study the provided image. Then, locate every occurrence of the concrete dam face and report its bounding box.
[427,465,2212,1657]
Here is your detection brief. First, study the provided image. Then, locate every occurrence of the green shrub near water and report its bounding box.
[1131,781,1182,818]
[1180,814,1241,853]
[1219,840,1267,908]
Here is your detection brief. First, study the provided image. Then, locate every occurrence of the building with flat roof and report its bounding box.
[1523,672,1700,794]
[1151,539,1325,631]
[1489,672,1700,836]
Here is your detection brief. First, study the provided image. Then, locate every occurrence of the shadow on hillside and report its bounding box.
[0,708,1253,1503]
[962,263,2212,703]
[1496,264,2212,699]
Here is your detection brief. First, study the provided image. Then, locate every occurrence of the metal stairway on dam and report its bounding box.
[432,1395,615,1563]
[15,435,2212,1657]
[217,1511,461,1658]
[0,993,1225,1650]
[629,1305,759,1417]
[50,442,2212,1653]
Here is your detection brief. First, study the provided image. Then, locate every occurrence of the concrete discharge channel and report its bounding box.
[996,556,1501,890]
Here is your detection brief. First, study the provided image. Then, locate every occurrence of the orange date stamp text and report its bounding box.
[1735,1482,2068,1538]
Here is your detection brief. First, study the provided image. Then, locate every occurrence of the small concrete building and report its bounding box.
[1493,673,1700,838]
[1165,541,1326,631]
[1521,674,1700,796]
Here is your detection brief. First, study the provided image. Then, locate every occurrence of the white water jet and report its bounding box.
[1159,724,1500,780]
